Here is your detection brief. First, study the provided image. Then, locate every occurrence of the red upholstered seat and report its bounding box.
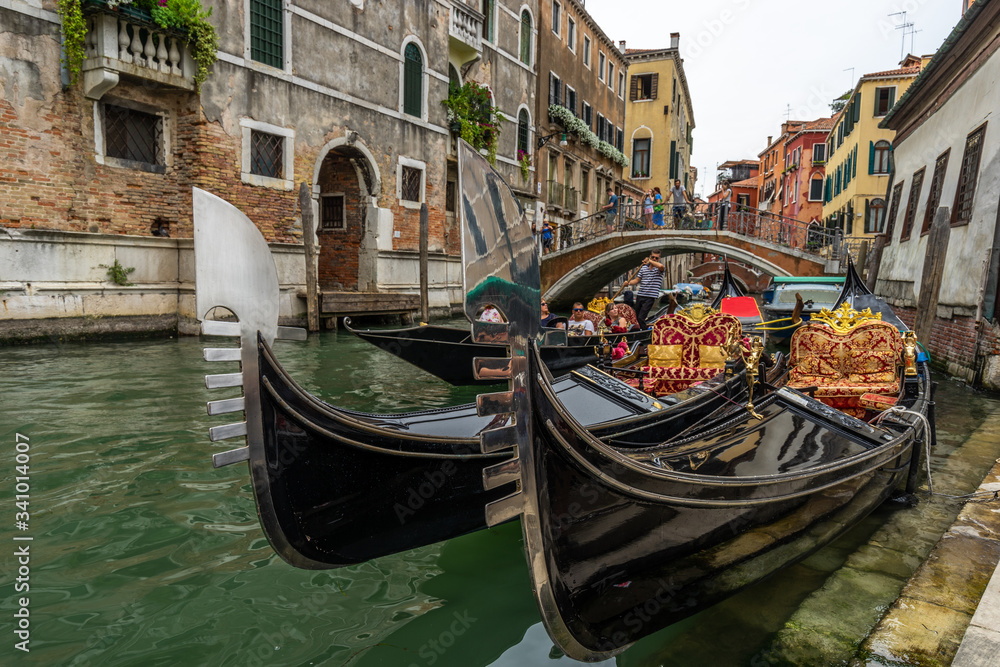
[641,311,742,397]
[581,310,602,329]
[788,319,903,415]
[617,304,638,327]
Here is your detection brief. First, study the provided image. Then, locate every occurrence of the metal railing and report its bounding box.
[538,199,859,261]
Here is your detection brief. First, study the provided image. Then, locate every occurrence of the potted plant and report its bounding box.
[517,149,531,182]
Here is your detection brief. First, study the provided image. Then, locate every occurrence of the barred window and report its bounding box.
[250,0,283,69]
[320,195,345,230]
[104,104,162,166]
[952,124,987,226]
[250,130,283,179]
[401,166,421,203]
[446,179,456,213]
[517,109,529,155]
[519,10,532,65]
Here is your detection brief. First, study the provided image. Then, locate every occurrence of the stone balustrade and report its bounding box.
[449,0,483,62]
[82,11,195,99]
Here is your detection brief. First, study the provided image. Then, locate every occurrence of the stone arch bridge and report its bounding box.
[541,229,833,310]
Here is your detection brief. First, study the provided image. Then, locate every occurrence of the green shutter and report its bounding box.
[250,0,284,69]
[669,140,677,179]
[403,44,423,117]
[868,141,875,175]
[853,92,861,124]
[853,145,858,178]
[520,11,531,64]
[887,87,896,113]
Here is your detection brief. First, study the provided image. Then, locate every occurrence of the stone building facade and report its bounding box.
[874,0,1000,389]
[534,0,628,246]
[1,0,537,340]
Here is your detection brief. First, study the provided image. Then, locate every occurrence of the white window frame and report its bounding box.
[812,142,826,163]
[583,35,591,69]
[239,118,294,190]
[94,98,171,174]
[565,84,576,115]
[398,36,430,122]
[607,62,614,90]
[874,86,897,117]
[618,71,625,99]
[319,192,346,230]
[567,17,576,52]
[598,51,606,81]
[551,1,561,37]
[808,174,824,202]
[243,0,293,74]
[518,5,535,67]
[397,156,427,209]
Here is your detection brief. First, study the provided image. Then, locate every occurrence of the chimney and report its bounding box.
[619,40,626,53]
[767,135,772,145]
[670,33,680,49]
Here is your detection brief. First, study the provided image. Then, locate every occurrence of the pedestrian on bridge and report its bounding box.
[669,179,692,228]
[625,250,665,329]
[602,187,619,233]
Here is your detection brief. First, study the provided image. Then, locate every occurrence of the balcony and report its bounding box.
[565,187,579,212]
[449,1,483,65]
[82,6,196,100]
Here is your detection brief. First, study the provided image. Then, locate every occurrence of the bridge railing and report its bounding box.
[539,200,857,262]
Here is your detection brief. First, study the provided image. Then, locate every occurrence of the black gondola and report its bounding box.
[191,148,781,570]
[490,340,931,660]
[344,319,651,386]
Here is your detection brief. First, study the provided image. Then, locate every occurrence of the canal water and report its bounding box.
[2,330,999,666]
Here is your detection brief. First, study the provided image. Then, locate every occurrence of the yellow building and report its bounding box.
[822,55,925,238]
[623,33,695,194]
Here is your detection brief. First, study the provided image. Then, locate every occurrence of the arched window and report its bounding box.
[872,140,891,174]
[517,109,529,155]
[403,43,423,117]
[519,10,532,65]
[808,173,824,201]
[866,197,886,233]
[448,64,460,91]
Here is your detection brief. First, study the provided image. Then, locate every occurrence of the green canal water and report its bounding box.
[2,331,999,666]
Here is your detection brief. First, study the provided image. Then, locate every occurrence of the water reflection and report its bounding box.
[0,333,997,665]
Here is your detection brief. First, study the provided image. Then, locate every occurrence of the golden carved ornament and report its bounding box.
[810,302,882,334]
[676,303,719,324]
[902,331,919,377]
[587,297,611,314]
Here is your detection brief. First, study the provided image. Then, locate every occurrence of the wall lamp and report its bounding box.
[537,132,568,149]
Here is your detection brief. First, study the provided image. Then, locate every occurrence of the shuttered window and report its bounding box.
[952,124,987,226]
[900,168,925,241]
[885,181,904,242]
[921,150,950,235]
[874,87,896,117]
[403,44,423,117]
[548,72,562,107]
[519,10,532,64]
[482,0,495,42]
[250,0,283,69]
[517,109,529,154]
[669,140,677,179]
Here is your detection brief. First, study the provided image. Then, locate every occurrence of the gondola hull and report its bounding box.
[505,342,931,659]
[347,322,651,386]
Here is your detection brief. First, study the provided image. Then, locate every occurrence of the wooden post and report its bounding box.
[915,207,951,349]
[866,234,886,292]
[419,202,429,323]
[857,240,869,281]
[300,182,320,333]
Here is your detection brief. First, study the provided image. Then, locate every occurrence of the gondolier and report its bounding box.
[626,250,665,329]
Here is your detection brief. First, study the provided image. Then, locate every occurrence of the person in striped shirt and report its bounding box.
[625,250,665,329]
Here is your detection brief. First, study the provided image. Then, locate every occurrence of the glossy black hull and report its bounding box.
[516,342,931,658]
[346,322,651,386]
[254,335,786,569]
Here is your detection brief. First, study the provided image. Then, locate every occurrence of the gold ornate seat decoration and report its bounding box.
[642,309,742,397]
[788,303,903,418]
[676,303,719,324]
[810,302,882,333]
[587,297,612,314]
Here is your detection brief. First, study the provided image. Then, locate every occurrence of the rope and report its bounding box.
[869,405,934,495]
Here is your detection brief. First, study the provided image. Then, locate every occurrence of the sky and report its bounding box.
[584,0,966,198]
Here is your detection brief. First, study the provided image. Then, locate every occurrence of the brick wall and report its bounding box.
[893,305,982,378]
[316,156,362,290]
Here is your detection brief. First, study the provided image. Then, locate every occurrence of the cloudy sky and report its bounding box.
[584,0,965,197]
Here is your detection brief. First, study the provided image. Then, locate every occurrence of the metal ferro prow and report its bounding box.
[455,141,541,527]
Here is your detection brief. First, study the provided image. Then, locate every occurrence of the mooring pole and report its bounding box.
[300,182,320,332]
[419,202,429,323]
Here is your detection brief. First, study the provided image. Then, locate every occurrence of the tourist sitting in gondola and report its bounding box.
[603,302,630,333]
[566,302,596,336]
[540,299,565,329]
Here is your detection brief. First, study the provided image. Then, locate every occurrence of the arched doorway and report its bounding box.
[313,137,382,293]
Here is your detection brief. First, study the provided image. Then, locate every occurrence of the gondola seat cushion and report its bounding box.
[617,304,638,327]
[642,312,742,396]
[788,320,902,413]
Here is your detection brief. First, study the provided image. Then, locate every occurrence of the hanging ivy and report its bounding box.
[57,0,87,84]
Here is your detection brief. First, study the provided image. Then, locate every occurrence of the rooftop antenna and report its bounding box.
[784,104,792,122]
[843,67,855,90]
[909,27,922,54]
[889,11,914,61]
